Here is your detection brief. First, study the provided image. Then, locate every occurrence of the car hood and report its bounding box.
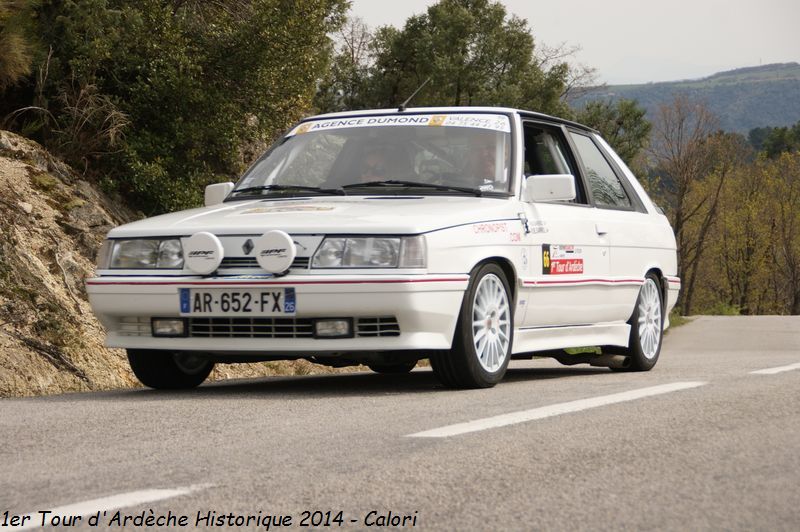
[108,195,519,237]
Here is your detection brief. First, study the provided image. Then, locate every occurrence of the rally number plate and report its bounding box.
[179,288,296,316]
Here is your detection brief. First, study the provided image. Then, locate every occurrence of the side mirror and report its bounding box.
[204,182,234,207]
[523,174,576,202]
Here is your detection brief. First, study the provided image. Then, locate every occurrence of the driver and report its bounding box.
[357,144,413,182]
[462,130,508,188]
[359,147,389,182]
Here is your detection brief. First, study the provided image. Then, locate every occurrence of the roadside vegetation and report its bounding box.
[1,0,799,317]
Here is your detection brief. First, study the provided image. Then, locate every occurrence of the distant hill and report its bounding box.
[573,63,800,134]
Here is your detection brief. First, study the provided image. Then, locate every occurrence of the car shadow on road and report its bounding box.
[42,364,613,403]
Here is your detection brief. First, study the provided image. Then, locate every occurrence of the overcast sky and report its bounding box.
[350,0,799,85]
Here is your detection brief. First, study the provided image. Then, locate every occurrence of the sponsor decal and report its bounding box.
[530,220,548,234]
[287,114,511,136]
[517,212,530,234]
[550,244,583,258]
[542,244,584,275]
[188,250,215,258]
[473,222,508,234]
[294,123,313,135]
[241,205,336,214]
[260,248,288,257]
[549,258,584,274]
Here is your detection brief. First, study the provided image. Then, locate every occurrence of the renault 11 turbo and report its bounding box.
[87,107,680,389]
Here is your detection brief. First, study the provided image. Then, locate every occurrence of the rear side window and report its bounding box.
[569,132,632,209]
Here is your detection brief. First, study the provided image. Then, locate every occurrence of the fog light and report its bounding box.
[314,319,352,338]
[151,318,187,337]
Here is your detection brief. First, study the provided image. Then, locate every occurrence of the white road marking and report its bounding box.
[8,485,210,530]
[750,362,800,375]
[407,381,707,438]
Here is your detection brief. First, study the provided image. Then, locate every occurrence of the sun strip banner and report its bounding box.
[289,114,511,136]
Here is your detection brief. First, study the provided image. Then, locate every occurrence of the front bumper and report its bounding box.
[86,274,469,353]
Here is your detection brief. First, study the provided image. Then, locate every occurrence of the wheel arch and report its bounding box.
[644,266,667,313]
[470,256,518,306]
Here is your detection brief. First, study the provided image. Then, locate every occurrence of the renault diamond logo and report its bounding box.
[242,239,254,255]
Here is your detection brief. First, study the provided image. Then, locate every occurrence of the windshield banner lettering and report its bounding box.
[290,114,511,136]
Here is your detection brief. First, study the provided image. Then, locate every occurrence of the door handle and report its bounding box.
[595,223,608,235]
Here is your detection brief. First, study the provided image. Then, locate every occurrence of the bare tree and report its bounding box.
[315,16,374,112]
[336,17,372,71]
[649,94,738,314]
[535,42,599,103]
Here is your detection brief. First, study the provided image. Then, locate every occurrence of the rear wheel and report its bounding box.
[367,361,417,374]
[611,273,664,371]
[127,349,214,389]
[431,263,513,388]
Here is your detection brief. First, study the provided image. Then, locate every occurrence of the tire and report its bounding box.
[431,263,513,388]
[127,349,214,389]
[367,361,417,374]
[612,273,664,371]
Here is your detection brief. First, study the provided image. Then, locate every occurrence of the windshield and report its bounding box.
[230,113,512,198]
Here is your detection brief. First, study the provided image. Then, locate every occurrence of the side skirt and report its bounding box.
[511,323,631,355]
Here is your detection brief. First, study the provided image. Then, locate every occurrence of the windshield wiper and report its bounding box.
[342,180,482,196]
[228,184,346,198]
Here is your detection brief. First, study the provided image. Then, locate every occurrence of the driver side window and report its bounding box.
[523,123,587,204]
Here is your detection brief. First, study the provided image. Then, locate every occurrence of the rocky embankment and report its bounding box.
[0,131,334,397]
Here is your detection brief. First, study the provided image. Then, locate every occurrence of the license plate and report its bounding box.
[179,288,296,316]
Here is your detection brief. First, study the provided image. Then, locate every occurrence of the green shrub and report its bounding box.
[4,0,347,214]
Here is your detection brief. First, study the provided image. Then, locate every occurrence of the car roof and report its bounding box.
[304,106,597,134]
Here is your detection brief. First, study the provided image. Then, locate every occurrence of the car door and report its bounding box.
[517,122,611,328]
[566,129,649,323]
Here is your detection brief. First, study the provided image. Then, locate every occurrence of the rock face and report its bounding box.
[0,131,346,397]
[0,130,139,396]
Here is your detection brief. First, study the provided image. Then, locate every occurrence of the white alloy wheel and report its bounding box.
[608,273,664,372]
[472,273,511,373]
[429,263,513,388]
[637,277,663,360]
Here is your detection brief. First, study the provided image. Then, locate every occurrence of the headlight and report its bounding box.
[108,239,185,269]
[156,239,184,268]
[312,236,426,268]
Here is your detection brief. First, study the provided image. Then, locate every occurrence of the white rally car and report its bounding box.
[87,107,679,389]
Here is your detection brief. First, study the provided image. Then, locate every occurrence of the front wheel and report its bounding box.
[431,263,513,388]
[611,273,664,371]
[127,349,214,389]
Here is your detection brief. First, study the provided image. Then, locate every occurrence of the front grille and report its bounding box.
[190,317,314,338]
[185,316,401,338]
[355,317,401,337]
[118,316,150,336]
[219,257,310,270]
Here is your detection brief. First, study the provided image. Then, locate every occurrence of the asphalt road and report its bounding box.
[1,316,799,531]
